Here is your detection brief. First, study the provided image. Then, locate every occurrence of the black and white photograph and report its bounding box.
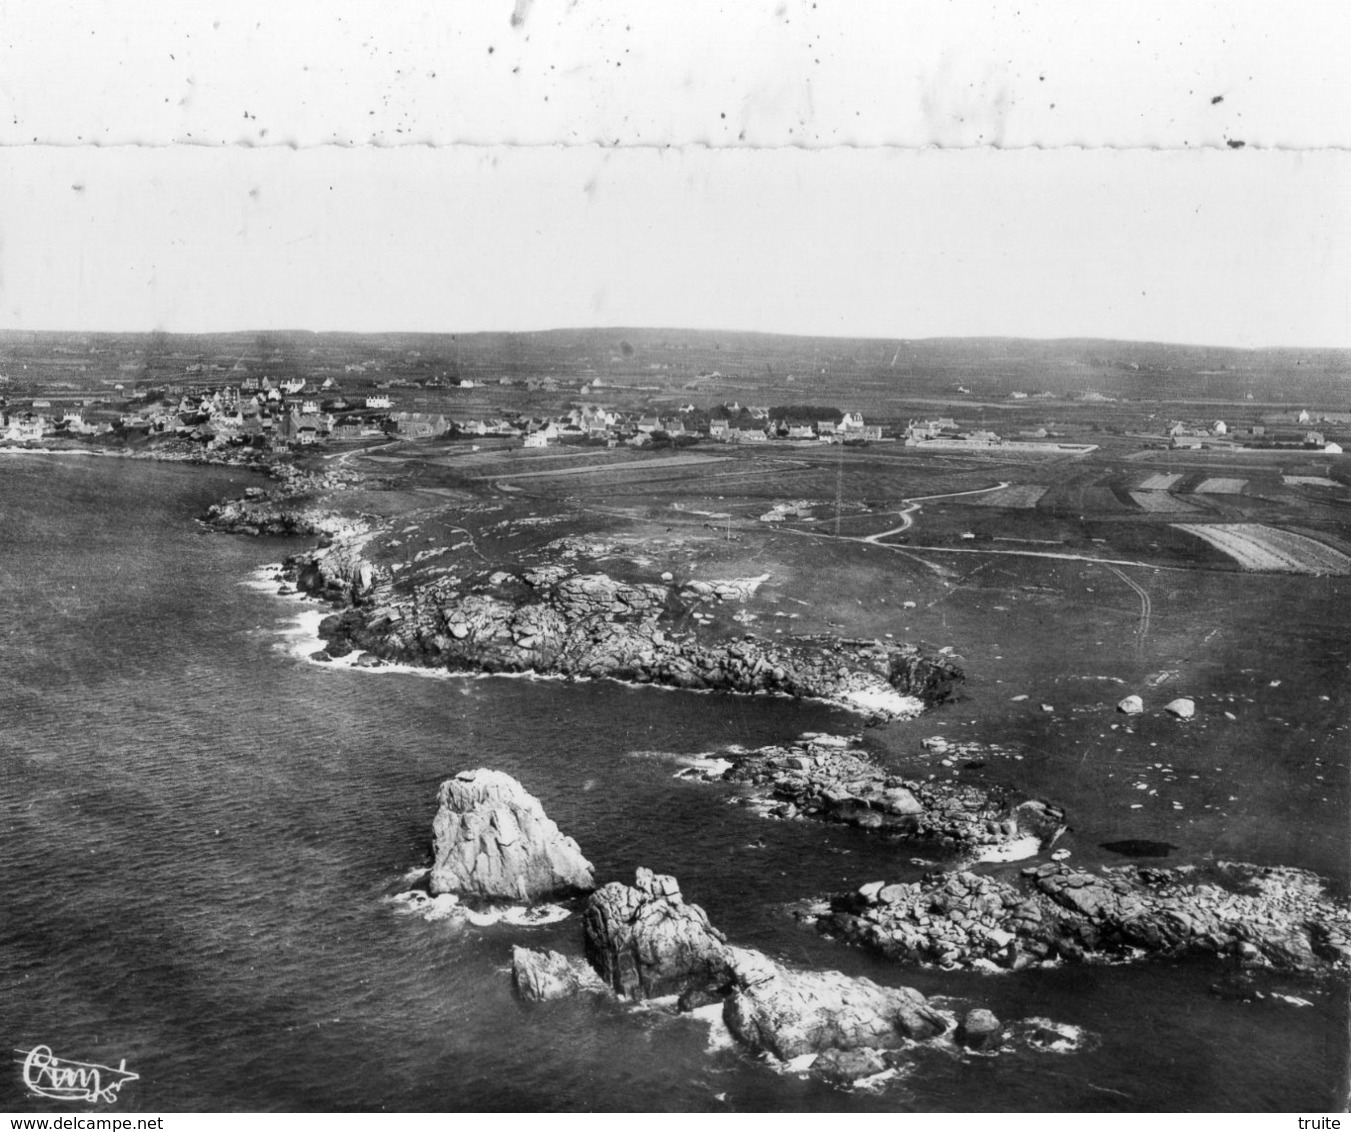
[1,1,1348,1118]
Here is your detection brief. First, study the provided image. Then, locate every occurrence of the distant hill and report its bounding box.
[0,328,1346,408]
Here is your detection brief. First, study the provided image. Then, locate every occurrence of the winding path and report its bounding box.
[860,480,1012,543]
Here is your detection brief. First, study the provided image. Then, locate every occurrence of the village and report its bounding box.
[2,366,1345,457]
[0,367,901,452]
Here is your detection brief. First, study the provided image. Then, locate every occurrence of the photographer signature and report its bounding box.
[15,1045,138,1104]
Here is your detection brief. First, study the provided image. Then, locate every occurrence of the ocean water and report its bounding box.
[0,453,1346,1112]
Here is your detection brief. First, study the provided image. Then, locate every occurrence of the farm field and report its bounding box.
[1173,523,1351,574]
[1193,477,1249,494]
[1137,472,1183,490]
[476,453,735,480]
[1283,475,1343,488]
[1129,491,1202,513]
[1038,484,1136,514]
[960,483,1048,508]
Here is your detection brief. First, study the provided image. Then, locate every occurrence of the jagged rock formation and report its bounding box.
[819,862,1351,974]
[430,769,595,902]
[677,735,1064,857]
[578,869,954,1062]
[292,544,963,719]
[582,868,734,999]
[295,535,382,603]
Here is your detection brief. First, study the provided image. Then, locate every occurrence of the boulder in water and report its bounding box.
[430,769,595,901]
[1117,694,1144,714]
[810,1047,888,1086]
[722,946,946,1059]
[1164,698,1196,719]
[582,868,733,1000]
[511,946,594,1002]
[957,1008,1003,1051]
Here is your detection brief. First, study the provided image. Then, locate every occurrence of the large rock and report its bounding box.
[430,769,595,901]
[511,947,595,1002]
[581,868,733,999]
[957,1008,1004,1051]
[578,869,963,1065]
[722,947,947,1059]
[1164,698,1196,719]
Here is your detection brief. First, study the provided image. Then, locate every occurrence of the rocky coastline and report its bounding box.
[819,860,1351,975]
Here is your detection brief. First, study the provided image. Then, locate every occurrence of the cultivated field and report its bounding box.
[1193,477,1249,494]
[476,453,735,481]
[1129,491,1201,513]
[1283,475,1342,488]
[1173,523,1351,574]
[1137,473,1183,490]
[962,483,1048,508]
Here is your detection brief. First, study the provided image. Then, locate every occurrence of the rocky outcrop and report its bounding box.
[294,535,382,603]
[204,465,370,538]
[430,769,595,902]
[298,551,963,720]
[819,862,1351,974]
[581,868,734,1000]
[511,946,601,1002]
[677,735,1064,858]
[578,869,954,1064]
[721,946,946,1059]
[206,497,366,538]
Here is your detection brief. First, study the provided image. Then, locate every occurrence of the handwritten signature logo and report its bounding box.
[14,1046,139,1104]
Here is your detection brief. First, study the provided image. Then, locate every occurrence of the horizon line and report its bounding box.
[1,326,1348,354]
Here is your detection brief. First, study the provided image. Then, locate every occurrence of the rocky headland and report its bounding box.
[210,476,965,718]
[308,563,960,719]
[204,463,966,720]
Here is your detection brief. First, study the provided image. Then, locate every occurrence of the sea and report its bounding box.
[1,452,1346,1112]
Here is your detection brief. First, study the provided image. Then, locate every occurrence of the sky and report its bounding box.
[1,144,1347,349]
